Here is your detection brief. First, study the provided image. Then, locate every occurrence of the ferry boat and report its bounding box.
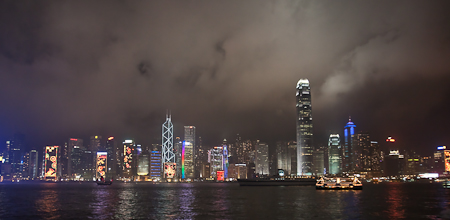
[316,177,362,190]
[237,177,316,186]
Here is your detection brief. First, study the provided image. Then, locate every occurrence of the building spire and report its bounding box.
[349,116,352,122]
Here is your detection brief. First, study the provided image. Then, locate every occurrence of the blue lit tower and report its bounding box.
[222,139,229,179]
[343,117,356,172]
[296,79,313,175]
[162,113,175,167]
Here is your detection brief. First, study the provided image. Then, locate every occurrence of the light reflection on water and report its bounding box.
[0,182,449,219]
[35,186,60,219]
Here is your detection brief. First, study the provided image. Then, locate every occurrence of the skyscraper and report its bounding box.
[255,141,269,175]
[162,114,175,167]
[296,79,313,175]
[343,118,356,172]
[68,138,84,178]
[208,146,223,178]
[29,149,39,179]
[90,136,102,152]
[123,139,135,179]
[328,134,342,175]
[222,139,229,179]
[106,137,118,178]
[183,126,195,179]
[276,141,290,174]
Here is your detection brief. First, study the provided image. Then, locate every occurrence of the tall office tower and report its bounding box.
[255,141,269,175]
[208,146,223,178]
[150,147,162,180]
[122,139,136,179]
[313,147,325,176]
[195,137,208,178]
[106,137,117,178]
[288,141,297,176]
[343,117,356,172]
[137,151,150,176]
[354,132,371,172]
[162,114,175,168]
[370,141,381,174]
[43,146,59,180]
[242,140,255,165]
[296,79,313,175]
[276,141,291,174]
[22,152,30,179]
[174,137,182,179]
[328,134,342,175]
[60,142,69,178]
[90,136,102,152]
[82,149,94,180]
[183,126,195,179]
[29,150,39,179]
[68,138,84,178]
[9,133,25,179]
[234,134,243,163]
[222,139,229,179]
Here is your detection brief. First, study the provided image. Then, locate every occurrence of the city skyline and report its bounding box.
[1,1,450,155]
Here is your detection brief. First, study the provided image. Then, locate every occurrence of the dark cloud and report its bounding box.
[0,0,449,154]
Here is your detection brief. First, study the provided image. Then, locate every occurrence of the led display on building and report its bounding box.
[445,150,450,172]
[44,146,59,178]
[164,162,176,178]
[217,170,224,181]
[96,152,107,178]
[124,143,133,169]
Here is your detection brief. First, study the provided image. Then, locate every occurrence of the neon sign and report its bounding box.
[44,146,59,178]
[445,150,450,172]
[438,146,447,150]
[182,141,186,179]
[164,162,176,178]
[217,170,224,181]
[124,145,133,169]
[96,152,107,178]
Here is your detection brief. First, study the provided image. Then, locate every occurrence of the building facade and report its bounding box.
[343,118,356,172]
[296,79,313,175]
[255,142,269,175]
[183,126,195,179]
[328,134,341,175]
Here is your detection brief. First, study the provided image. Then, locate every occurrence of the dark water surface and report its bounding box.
[0,182,449,219]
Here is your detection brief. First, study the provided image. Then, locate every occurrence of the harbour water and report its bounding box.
[1,181,449,219]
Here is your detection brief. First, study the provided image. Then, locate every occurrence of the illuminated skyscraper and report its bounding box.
[276,141,291,175]
[208,146,223,178]
[150,149,162,179]
[90,135,102,152]
[27,149,38,179]
[122,139,135,179]
[183,126,195,179]
[343,118,356,172]
[222,139,229,179]
[106,137,118,178]
[255,141,269,175]
[296,79,313,175]
[328,134,341,175]
[68,138,84,178]
[162,114,175,168]
[174,137,182,179]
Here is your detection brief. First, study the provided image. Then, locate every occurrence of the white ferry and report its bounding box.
[316,177,362,190]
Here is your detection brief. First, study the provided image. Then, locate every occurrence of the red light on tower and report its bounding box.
[386,136,396,142]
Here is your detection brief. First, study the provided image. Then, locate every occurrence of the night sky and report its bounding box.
[1,1,449,155]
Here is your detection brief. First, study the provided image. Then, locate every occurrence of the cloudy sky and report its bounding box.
[1,0,449,154]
